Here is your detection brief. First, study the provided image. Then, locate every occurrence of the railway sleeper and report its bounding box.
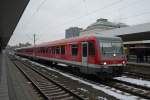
[39,88,58,92]
[37,84,55,87]
[37,81,52,85]
[58,96,74,100]
[39,86,54,91]
[43,89,62,93]
[45,91,66,96]
[40,86,59,91]
[48,93,70,99]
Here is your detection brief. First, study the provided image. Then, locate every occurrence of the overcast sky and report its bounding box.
[8,0,150,45]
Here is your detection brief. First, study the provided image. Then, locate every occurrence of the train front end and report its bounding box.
[98,37,126,77]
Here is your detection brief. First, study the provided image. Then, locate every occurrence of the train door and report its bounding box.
[82,42,88,66]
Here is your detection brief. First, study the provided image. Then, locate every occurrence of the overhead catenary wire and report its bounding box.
[41,0,123,34]
[43,10,150,37]
[120,10,150,21]
[42,0,150,34]
[49,0,122,27]
[27,0,141,33]
[27,0,124,37]
[23,0,48,32]
[24,0,150,43]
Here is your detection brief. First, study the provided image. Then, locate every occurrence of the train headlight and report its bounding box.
[122,61,125,64]
[103,62,107,65]
[113,53,116,57]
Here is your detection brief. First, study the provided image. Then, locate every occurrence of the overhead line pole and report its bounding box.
[33,34,36,57]
[34,34,36,47]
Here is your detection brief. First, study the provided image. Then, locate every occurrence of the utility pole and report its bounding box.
[33,34,36,57]
[34,34,36,47]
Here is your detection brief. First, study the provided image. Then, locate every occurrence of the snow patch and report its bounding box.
[97,96,108,100]
[78,88,88,92]
[57,63,68,67]
[115,76,150,88]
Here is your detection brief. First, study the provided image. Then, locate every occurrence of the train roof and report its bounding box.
[37,34,121,46]
[16,34,121,50]
[15,46,34,50]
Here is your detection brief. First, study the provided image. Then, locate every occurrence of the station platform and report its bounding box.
[0,53,9,100]
[127,62,150,67]
[0,53,39,100]
[127,61,150,75]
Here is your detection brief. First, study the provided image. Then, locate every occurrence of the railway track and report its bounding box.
[12,59,89,100]
[123,71,150,80]
[27,60,150,99]
[103,79,150,99]
[12,56,150,99]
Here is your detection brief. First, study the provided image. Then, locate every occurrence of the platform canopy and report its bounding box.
[0,0,29,52]
[100,22,150,42]
[118,31,150,42]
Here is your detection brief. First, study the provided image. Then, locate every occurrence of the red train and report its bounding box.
[15,35,126,77]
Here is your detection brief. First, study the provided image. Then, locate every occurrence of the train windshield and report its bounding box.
[100,40,123,57]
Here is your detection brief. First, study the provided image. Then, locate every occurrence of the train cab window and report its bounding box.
[56,47,60,54]
[88,41,95,56]
[71,44,78,56]
[61,45,65,54]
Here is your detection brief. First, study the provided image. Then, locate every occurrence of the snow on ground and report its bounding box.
[97,96,108,100]
[115,76,150,88]
[77,88,88,92]
[16,56,28,61]
[28,60,144,100]
[57,63,68,67]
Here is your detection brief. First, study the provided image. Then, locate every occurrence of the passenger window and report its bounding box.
[56,47,60,54]
[52,47,55,54]
[61,45,65,54]
[71,44,78,56]
[49,48,51,54]
[88,41,95,56]
[42,48,44,53]
[40,47,43,53]
[38,48,40,53]
[46,48,49,53]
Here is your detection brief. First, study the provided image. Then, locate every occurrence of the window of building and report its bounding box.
[61,45,65,54]
[88,41,95,56]
[71,44,78,56]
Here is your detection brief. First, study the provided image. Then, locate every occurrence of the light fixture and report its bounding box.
[104,62,107,65]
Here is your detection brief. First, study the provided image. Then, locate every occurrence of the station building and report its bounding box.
[65,27,83,38]
[80,18,128,34]
[65,18,127,38]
